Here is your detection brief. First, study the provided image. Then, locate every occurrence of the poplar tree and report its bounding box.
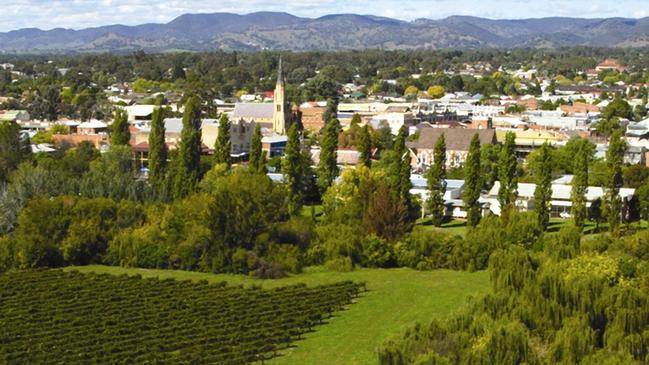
[322,97,339,125]
[213,113,231,167]
[571,143,589,228]
[464,134,482,228]
[111,109,130,146]
[317,119,339,193]
[392,125,412,211]
[249,123,264,173]
[604,131,626,232]
[533,143,552,229]
[283,123,305,215]
[148,107,167,193]
[498,132,518,218]
[426,133,447,226]
[172,97,202,199]
[358,124,372,168]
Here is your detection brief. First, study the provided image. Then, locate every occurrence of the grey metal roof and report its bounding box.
[163,118,218,134]
[233,103,274,119]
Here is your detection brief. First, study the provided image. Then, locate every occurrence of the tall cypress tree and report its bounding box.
[283,123,305,216]
[358,124,372,168]
[172,97,202,199]
[498,132,518,218]
[111,109,130,146]
[571,143,589,228]
[213,113,232,167]
[148,107,167,194]
[464,133,482,228]
[322,97,339,125]
[249,123,264,173]
[533,143,553,229]
[317,118,339,193]
[604,131,626,232]
[427,133,447,226]
[393,125,412,212]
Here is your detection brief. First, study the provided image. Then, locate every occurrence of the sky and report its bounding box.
[1,0,648,32]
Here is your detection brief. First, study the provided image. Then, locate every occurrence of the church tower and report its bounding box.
[272,57,288,135]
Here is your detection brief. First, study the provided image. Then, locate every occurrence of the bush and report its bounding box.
[266,243,303,274]
[325,257,354,272]
[361,235,395,268]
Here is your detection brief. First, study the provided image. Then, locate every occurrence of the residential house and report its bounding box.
[407,126,497,171]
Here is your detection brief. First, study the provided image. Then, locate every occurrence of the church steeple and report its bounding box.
[277,57,284,86]
[272,57,288,135]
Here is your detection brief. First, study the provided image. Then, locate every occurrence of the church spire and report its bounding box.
[273,56,288,135]
[277,56,284,85]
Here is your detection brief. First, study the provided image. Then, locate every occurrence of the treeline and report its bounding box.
[378,224,649,364]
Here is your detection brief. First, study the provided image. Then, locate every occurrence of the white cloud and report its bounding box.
[0,0,645,32]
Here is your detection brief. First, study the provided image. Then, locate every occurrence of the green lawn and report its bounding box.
[66,265,489,365]
[416,217,468,236]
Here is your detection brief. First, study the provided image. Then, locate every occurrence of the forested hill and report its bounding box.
[2,12,649,53]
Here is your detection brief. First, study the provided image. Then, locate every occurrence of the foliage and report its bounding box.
[213,113,232,167]
[0,120,31,184]
[282,123,314,216]
[572,142,590,228]
[463,133,482,227]
[110,108,130,146]
[533,143,552,229]
[249,123,264,173]
[604,131,626,232]
[426,133,447,227]
[358,124,372,168]
[147,106,168,198]
[172,96,202,199]
[317,118,339,193]
[498,132,518,218]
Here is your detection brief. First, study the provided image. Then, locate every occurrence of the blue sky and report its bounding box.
[1,0,647,32]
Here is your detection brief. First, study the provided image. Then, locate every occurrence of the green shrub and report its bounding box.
[325,257,354,272]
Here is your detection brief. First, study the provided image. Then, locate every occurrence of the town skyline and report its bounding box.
[1,0,648,32]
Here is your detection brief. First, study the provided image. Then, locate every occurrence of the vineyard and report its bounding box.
[0,269,363,364]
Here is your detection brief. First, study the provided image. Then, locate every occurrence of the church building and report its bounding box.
[232,57,290,136]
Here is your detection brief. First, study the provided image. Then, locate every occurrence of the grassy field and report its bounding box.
[67,265,489,365]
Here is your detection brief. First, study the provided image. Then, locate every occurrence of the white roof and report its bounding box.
[78,120,107,129]
[488,181,635,201]
[124,105,156,117]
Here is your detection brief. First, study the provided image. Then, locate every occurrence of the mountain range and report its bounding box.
[2,12,649,53]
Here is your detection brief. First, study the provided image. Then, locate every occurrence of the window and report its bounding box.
[277,105,281,112]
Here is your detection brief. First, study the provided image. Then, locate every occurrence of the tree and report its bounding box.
[283,123,307,216]
[571,143,590,228]
[362,182,413,241]
[148,107,167,196]
[464,134,482,227]
[533,143,552,229]
[213,113,231,167]
[427,85,445,98]
[249,123,264,173]
[498,132,518,219]
[111,109,130,146]
[392,125,412,212]
[317,119,339,193]
[358,125,372,168]
[604,131,626,232]
[0,120,31,184]
[322,97,339,124]
[426,133,447,226]
[172,97,202,199]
